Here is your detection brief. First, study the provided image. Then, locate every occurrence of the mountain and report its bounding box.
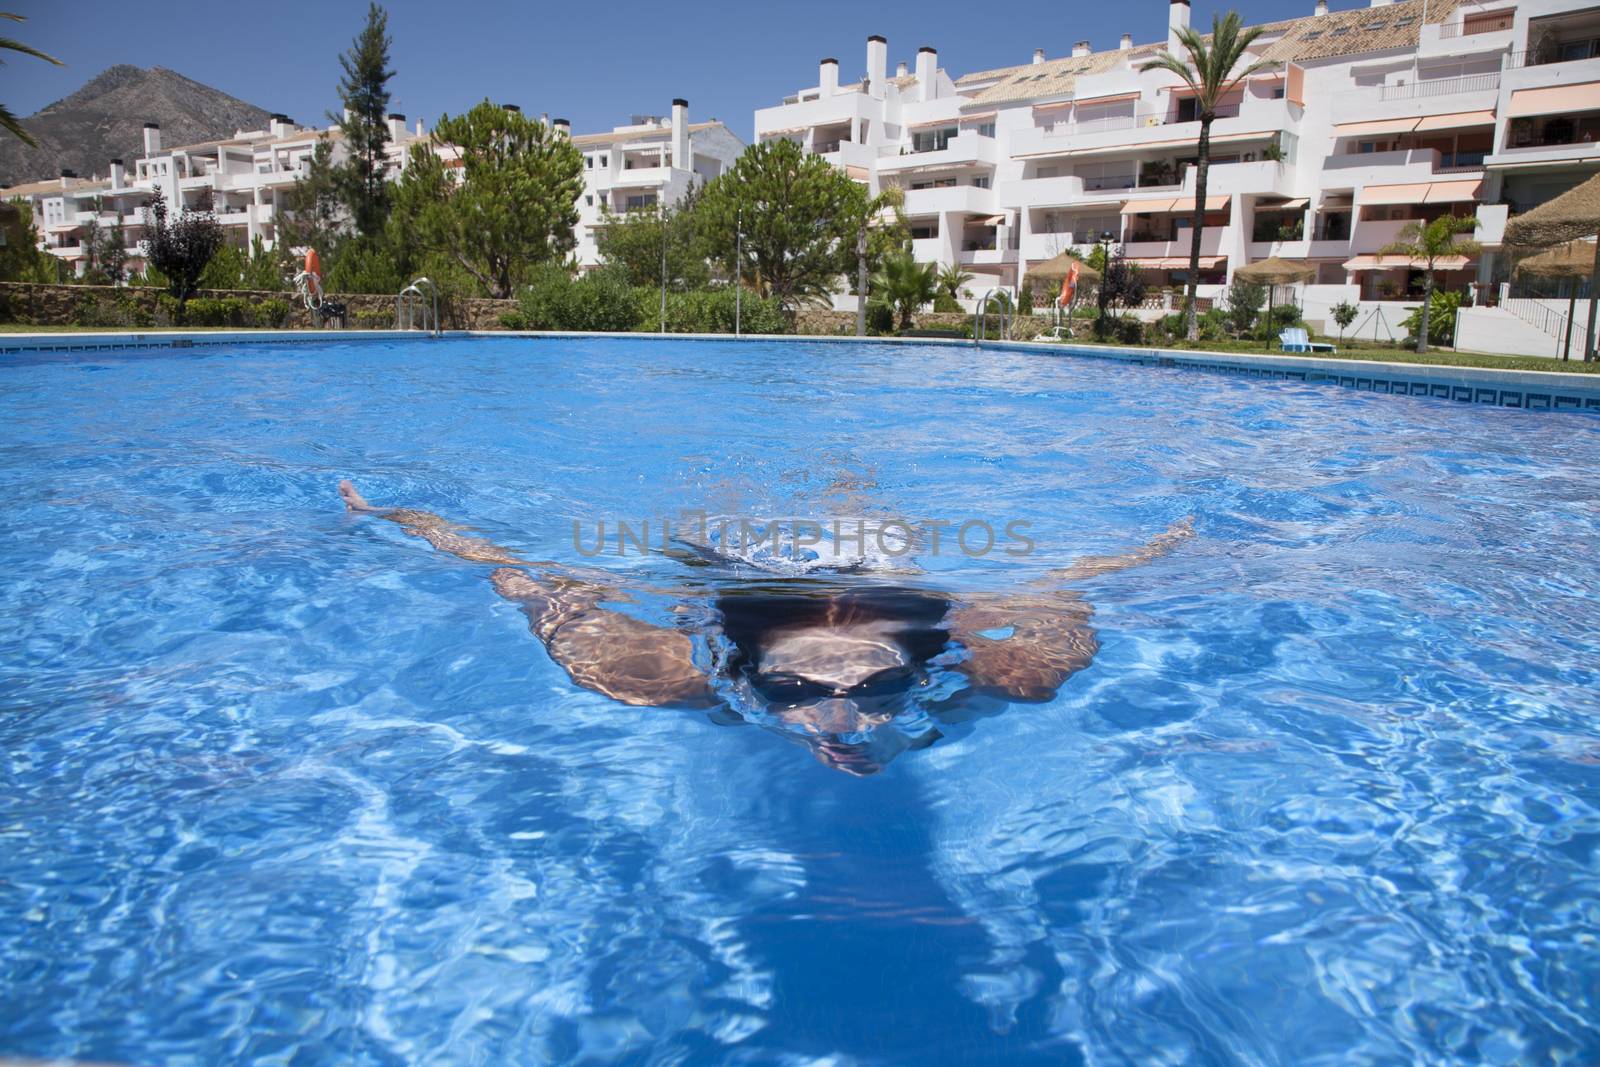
[0,65,274,187]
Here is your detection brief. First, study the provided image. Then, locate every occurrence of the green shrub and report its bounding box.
[180,295,261,327]
[255,298,291,328]
[932,292,961,313]
[1113,314,1145,345]
[1223,277,1266,337]
[353,308,393,330]
[1400,289,1463,347]
[499,310,530,330]
[518,263,641,332]
[1254,303,1304,340]
[864,299,895,336]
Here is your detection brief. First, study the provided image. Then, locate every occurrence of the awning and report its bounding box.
[845,165,870,181]
[1424,178,1483,203]
[1335,116,1420,136]
[908,117,960,129]
[1128,256,1226,269]
[1259,197,1310,210]
[1015,130,1274,159]
[979,214,1007,225]
[1342,254,1474,270]
[1362,182,1433,205]
[1031,101,1076,114]
[1072,91,1142,108]
[759,126,806,136]
[1414,109,1496,131]
[1168,195,1231,212]
[1122,197,1175,213]
[959,111,997,122]
[1506,81,1600,118]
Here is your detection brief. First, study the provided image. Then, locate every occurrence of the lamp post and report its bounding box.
[734,204,742,337]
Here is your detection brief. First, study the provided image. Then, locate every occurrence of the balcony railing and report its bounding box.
[1377,73,1500,100]
[812,139,843,154]
[1504,42,1600,68]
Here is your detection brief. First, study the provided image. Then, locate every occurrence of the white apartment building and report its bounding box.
[568,100,745,268]
[755,0,1600,314]
[10,113,429,276]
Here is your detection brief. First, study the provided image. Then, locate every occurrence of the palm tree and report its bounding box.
[0,14,63,146]
[1380,214,1481,353]
[1141,11,1274,341]
[936,262,974,304]
[870,250,938,332]
[855,185,905,336]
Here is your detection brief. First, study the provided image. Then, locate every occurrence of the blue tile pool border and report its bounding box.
[2,328,1598,414]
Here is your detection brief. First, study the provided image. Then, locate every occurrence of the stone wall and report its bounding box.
[1,281,1068,339]
[0,282,520,331]
[791,307,1053,340]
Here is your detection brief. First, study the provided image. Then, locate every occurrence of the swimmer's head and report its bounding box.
[716,584,951,771]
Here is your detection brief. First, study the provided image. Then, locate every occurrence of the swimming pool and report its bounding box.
[2,334,1597,1064]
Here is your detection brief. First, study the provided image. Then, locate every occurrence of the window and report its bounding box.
[1272,86,1286,99]
[585,157,593,168]
[585,195,593,206]
[911,126,957,152]
[972,176,991,189]
[910,223,938,239]
[600,155,608,167]
[978,122,996,138]
[1177,97,1199,122]
[625,194,657,211]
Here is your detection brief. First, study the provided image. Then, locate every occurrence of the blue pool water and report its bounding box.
[2,335,1598,1065]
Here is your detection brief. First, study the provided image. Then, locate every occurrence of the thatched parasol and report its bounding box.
[1503,174,1600,361]
[1233,257,1316,284]
[1235,257,1316,349]
[1027,253,1102,335]
[1028,252,1102,283]
[1514,238,1598,361]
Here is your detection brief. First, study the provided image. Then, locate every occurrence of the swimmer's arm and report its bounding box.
[1036,516,1195,586]
[946,593,1099,703]
[490,568,717,709]
[340,479,530,565]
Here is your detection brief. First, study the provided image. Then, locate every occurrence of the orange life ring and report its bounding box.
[304,248,321,281]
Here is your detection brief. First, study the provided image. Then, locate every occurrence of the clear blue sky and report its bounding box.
[5,0,1348,142]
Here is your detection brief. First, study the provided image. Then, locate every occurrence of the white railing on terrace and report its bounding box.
[1504,44,1600,68]
[1501,294,1591,353]
[1037,103,1243,138]
[1377,72,1500,100]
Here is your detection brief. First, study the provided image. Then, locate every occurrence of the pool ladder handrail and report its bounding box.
[396,277,441,337]
[975,286,1011,346]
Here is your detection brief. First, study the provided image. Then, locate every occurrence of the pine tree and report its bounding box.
[334,3,394,238]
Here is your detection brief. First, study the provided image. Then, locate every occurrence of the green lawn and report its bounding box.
[1042,335,1600,375]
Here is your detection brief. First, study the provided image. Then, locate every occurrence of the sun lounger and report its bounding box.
[1279,327,1336,353]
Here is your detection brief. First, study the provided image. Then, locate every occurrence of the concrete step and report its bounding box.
[1455,306,1573,359]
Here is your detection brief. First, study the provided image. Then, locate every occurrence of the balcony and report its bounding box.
[754,91,875,140]
[1009,99,1297,163]
[878,133,998,173]
[901,184,997,217]
[1122,225,1229,261]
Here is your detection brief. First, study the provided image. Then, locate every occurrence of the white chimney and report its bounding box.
[1033,48,1046,64]
[109,159,125,189]
[897,61,909,77]
[342,108,353,123]
[269,114,290,138]
[1121,33,1134,50]
[142,122,161,156]
[553,117,571,137]
[1314,0,1328,13]
[820,57,839,96]
[415,119,425,137]
[866,34,888,99]
[671,98,689,170]
[916,46,938,102]
[1072,40,1091,58]
[1169,0,1192,51]
[386,113,406,141]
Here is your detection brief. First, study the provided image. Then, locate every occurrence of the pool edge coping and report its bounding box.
[4,327,1598,412]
